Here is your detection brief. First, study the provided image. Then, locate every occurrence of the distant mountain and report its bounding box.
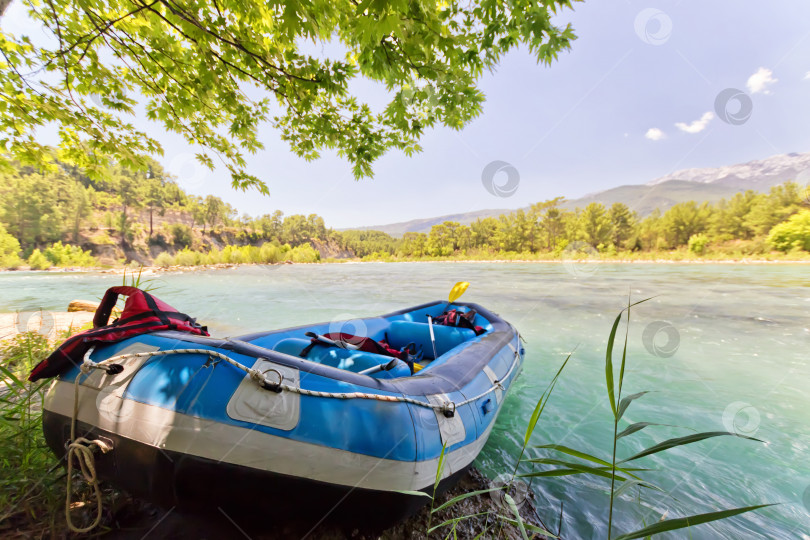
[346,208,512,238]
[646,152,810,187]
[349,152,810,237]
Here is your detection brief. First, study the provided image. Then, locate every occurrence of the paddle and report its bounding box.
[304,331,360,350]
[447,281,470,308]
[428,281,471,360]
[359,357,400,376]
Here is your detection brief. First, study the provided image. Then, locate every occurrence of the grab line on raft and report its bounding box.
[80,341,522,418]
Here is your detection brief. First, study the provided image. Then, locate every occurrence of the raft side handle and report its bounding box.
[254,364,284,393]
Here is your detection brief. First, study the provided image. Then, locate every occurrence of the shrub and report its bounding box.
[260,242,282,263]
[0,223,23,269]
[285,242,320,263]
[174,248,200,266]
[169,223,193,248]
[148,232,167,246]
[27,249,52,270]
[43,242,97,267]
[221,245,244,264]
[768,211,810,252]
[90,231,116,245]
[202,248,222,265]
[688,233,710,254]
[153,252,175,268]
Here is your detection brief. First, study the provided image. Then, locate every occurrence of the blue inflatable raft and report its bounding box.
[42,299,524,526]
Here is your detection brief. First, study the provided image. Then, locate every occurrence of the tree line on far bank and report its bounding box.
[381,183,810,260]
[0,158,809,269]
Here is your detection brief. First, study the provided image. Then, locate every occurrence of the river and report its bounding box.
[1,262,808,539]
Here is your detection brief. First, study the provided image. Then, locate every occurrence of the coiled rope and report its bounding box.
[66,356,113,533]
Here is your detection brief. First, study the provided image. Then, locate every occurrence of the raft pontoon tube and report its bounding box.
[41,298,524,526]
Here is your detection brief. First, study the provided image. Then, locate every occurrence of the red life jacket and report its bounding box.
[434,309,485,336]
[28,286,208,381]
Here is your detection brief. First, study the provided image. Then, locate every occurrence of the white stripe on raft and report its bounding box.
[44,379,498,493]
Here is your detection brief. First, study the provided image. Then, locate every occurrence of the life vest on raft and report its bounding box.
[434,309,486,336]
[28,286,208,382]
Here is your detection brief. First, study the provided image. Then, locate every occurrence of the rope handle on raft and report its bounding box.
[79,340,522,418]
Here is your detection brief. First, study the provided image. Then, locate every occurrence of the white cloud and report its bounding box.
[746,67,778,94]
[805,71,810,80]
[675,111,714,134]
[645,128,666,141]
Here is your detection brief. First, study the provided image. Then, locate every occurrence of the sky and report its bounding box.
[4,1,810,228]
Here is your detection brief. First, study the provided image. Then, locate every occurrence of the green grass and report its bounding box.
[0,331,66,536]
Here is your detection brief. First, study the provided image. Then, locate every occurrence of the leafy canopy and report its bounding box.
[0,0,578,193]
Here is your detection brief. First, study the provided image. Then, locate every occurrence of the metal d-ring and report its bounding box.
[261,368,284,393]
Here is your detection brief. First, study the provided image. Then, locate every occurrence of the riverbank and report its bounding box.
[1,255,810,277]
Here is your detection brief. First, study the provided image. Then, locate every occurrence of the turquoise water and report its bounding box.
[1,263,808,539]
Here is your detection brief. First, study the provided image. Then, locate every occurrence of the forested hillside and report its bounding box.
[0,158,346,268]
[1,158,808,270]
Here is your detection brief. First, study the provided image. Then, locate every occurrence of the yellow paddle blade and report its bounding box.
[413,363,424,372]
[448,281,470,303]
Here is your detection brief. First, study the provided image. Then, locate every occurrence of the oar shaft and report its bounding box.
[427,316,438,359]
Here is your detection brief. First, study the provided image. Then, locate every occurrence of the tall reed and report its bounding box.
[521,297,773,539]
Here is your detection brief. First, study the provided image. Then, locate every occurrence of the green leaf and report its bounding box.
[503,493,529,540]
[620,432,762,463]
[496,516,558,538]
[521,465,628,482]
[606,297,653,418]
[612,479,664,499]
[534,444,612,467]
[524,350,573,446]
[0,364,23,388]
[394,489,432,499]
[528,457,645,480]
[617,422,686,439]
[613,504,775,540]
[427,512,491,533]
[617,391,650,420]
[605,310,623,417]
[431,488,500,513]
[519,468,593,478]
[434,442,447,490]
